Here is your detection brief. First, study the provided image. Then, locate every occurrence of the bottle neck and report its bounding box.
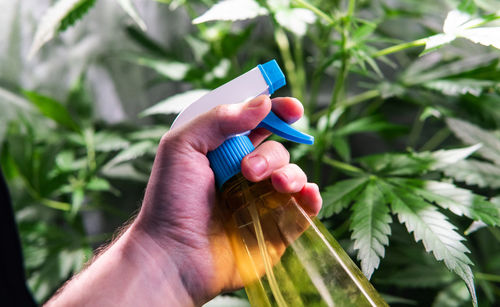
[207,135,255,188]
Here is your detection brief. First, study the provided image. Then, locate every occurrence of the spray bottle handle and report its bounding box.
[257,111,314,145]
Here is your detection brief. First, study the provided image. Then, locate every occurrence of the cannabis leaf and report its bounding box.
[140,89,210,117]
[424,10,500,53]
[350,180,392,279]
[379,181,477,306]
[193,0,267,24]
[24,91,80,132]
[446,118,500,164]
[29,0,97,58]
[116,0,147,30]
[390,178,500,227]
[320,176,368,218]
[442,160,500,189]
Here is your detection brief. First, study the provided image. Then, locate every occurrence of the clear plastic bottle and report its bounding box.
[171,60,387,306]
[219,173,387,307]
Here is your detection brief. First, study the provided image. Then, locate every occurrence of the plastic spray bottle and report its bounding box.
[171,60,387,307]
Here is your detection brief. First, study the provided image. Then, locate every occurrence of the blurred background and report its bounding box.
[1,0,500,306]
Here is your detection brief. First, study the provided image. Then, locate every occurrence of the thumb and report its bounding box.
[166,95,272,153]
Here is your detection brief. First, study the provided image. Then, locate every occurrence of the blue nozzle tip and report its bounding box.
[258,60,286,94]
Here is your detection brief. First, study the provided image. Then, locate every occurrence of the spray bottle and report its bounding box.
[171,60,387,307]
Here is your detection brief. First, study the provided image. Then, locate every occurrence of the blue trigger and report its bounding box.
[257,111,314,145]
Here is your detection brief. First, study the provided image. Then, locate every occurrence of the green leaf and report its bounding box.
[127,55,191,81]
[423,79,498,97]
[331,136,351,162]
[442,160,500,189]
[86,177,111,191]
[275,8,316,36]
[140,89,210,117]
[446,118,500,164]
[116,0,147,31]
[93,132,130,152]
[193,0,267,24]
[104,140,156,169]
[71,188,84,216]
[379,181,477,305]
[424,10,500,53]
[430,144,481,170]
[411,180,500,226]
[320,177,368,218]
[24,91,80,131]
[350,180,392,279]
[460,27,500,49]
[29,0,96,57]
[334,116,407,137]
[358,152,434,176]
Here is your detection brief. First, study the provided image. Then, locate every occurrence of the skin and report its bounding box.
[46,95,322,307]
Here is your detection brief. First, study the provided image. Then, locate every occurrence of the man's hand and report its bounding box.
[47,95,321,307]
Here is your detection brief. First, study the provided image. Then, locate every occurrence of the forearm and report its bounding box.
[46,223,194,307]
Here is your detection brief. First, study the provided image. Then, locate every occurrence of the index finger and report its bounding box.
[248,97,304,146]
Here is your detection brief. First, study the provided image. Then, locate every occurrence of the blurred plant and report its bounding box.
[5,0,500,305]
[0,73,163,301]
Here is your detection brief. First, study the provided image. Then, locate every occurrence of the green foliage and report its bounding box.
[8,0,500,305]
[29,0,97,57]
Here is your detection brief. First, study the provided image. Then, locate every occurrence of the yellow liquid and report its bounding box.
[219,174,388,307]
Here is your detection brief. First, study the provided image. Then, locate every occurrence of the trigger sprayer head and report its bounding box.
[208,60,314,188]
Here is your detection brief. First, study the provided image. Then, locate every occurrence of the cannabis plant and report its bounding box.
[2,0,500,305]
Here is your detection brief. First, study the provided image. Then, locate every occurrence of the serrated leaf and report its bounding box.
[461,27,500,49]
[350,180,392,279]
[128,55,191,80]
[29,0,96,58]
[430,143,481,169]
[320,177,368,218]
[193,0,267,24]
[446,118,500,165]
[380,181,477,305]
[442,160,500,189]
[116,0,147,31]
[24,91,80,131]
[418,180,500,226]
[140,89,210,117]
[424,10,500,53]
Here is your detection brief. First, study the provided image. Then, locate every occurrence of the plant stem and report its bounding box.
[420,127,450,151]
[294,35,306,102]
[408,108,425,148]
[314,0,355,183]
[373,38,427,58]
[311,89,380,121]
[292,0,335,25]
[324,156,364,174]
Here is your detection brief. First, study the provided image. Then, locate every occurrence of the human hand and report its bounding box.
[133,95,322,305]
[46,95,321,307]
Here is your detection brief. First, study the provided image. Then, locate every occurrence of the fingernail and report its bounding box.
[248,97,265,108]
[248,155,267,177]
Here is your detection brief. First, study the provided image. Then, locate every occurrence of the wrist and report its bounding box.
[124,222,196,306]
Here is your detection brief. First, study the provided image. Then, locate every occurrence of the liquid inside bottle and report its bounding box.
[219,174,388,307]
